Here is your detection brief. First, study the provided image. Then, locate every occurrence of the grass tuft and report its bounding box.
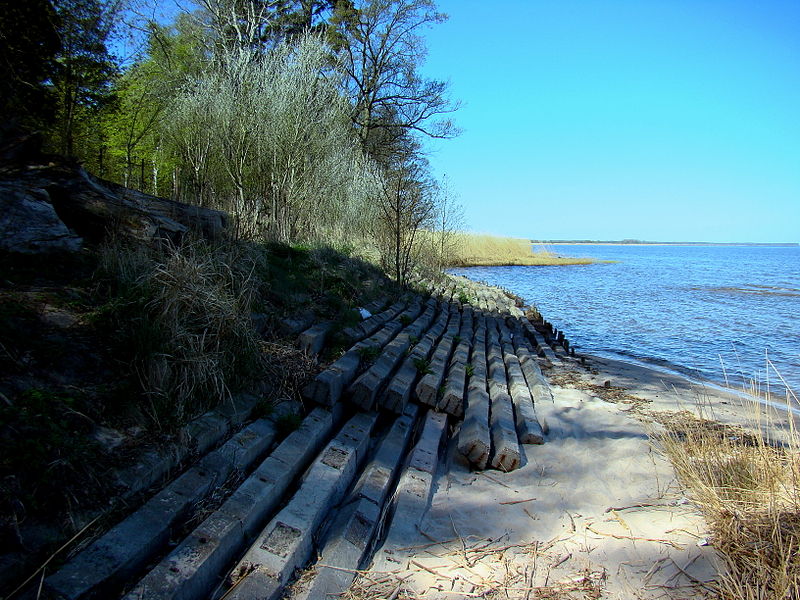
[653,399,800,599]
[97,238,263,428]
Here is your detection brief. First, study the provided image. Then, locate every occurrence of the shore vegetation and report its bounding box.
[446,232,599,267]
[654,396,800,599]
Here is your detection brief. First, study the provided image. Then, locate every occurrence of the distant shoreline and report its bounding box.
[535,241,799,247]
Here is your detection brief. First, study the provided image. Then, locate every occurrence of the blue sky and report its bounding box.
[420,1,800,242]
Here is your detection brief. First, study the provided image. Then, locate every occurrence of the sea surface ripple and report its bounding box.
[450,244,800,396]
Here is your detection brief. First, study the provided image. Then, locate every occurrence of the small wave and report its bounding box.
[691,285,800,297]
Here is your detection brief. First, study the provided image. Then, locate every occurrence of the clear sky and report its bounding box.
[420,0,800,243]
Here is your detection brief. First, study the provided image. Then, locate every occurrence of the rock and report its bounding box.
[1,156,227,252]
[0,184,82,253]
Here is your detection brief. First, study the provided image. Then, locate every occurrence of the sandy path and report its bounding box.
[349,355,795,599]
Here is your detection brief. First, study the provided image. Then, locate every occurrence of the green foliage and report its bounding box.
[399,314,412,326]
[0,388,104,512]
[164,33,379,242]
[274,411,303,435]
[465,364,474,377]
[0,0,61,129]
[47,0,121,159]
[357,345,380,363]
[413,356,432,375]
[458,291,470,304]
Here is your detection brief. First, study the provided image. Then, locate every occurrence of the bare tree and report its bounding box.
[432,174,463,269]
[373,137,436,285]
[330,0,460,162]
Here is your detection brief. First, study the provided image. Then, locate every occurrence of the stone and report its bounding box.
[0,184,82,253]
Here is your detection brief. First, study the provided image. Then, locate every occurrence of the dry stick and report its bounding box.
[609,509,631,532]
[664,554,701,587]
[604,502,672,513]
[448,513,470,567]
[664,527,705,539]
[395,537,460,552]
[479,471,514,489]
[584,524,685,550]
[7,514,101,600]
[499,498,536,505]
[551,553,572,569]
[641,557,670,586]
[668,558,719,593]
[409,559,449,579]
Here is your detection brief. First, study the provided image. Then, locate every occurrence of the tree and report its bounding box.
[49,0,121,158]
[431,174,463,269]
[102,18,206,192]
[0,0,61,131]
[329,0,459,163]
[165,33,379,242]
[373,135,436,285]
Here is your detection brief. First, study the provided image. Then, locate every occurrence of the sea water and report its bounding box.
[450,244,800,395]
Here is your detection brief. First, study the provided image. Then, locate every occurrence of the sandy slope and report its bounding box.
[348,355,796,599]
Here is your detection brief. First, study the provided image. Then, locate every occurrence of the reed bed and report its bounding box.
[448,233,596,267]
[654,398,800,599]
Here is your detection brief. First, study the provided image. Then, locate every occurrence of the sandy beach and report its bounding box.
[344,352,796,599]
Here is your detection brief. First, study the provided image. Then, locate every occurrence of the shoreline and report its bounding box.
[581,349,799,412]
[450,257,614,267]
[540,242,799,247]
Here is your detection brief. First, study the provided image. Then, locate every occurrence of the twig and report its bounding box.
[7,515,101,599]
[551,553,572,568]
[668,558,718,593]
[642,557,670,586]
[604,503,671,513]
[396,537,459,552]
[387,582,402,600]
[480,471,514,489]
[585,524,685,550]
[410,559,449,579]
[499,498,536,505]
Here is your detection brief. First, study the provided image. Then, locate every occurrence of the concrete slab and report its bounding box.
[489,390,521,472]
[289,408,419,600]
[297,322,332,357]
[458,386,491,470]
[223,412,377,600]
[119,410,334,600]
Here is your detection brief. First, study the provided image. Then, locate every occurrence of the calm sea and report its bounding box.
[450,244,800,395]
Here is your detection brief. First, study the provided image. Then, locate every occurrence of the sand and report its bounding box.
[347,353,797,599]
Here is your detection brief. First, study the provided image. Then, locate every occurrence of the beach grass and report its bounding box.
[447,232,599,267]
[654,394,800,599]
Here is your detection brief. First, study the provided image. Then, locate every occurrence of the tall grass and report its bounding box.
[98,238,263,428]
[446,232,596,267]
[654,395,800,599]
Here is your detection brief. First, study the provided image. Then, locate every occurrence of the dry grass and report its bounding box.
[447,233,597,267]
[99,238,263,427]
[653,402,800,599]
[337,535,606,600]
